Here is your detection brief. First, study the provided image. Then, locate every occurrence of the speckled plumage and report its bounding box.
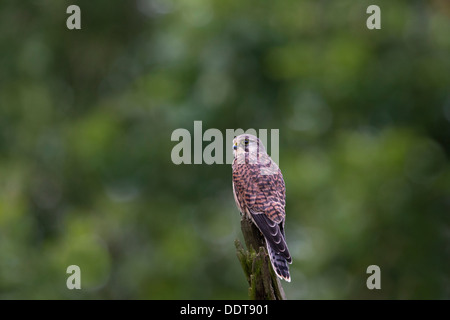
[232,134,292,282]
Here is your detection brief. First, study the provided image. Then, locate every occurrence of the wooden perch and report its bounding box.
[235,216,286,300]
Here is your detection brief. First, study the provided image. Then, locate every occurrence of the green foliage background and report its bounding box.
[0,0,449,299]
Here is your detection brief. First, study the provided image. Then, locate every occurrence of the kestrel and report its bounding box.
[232,134,292,282]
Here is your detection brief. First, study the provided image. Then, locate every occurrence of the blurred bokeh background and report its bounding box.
[0,0,449,299]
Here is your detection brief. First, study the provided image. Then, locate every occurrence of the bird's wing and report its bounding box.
[247,206,291,263]
[243,165,291,263]
[245,165,286,223]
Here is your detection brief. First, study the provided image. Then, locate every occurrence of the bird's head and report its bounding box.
[233,134,266,163]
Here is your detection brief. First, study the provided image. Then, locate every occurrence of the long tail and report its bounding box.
[266,243,291,282]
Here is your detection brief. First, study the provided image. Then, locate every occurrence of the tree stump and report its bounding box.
[235,216,286,300]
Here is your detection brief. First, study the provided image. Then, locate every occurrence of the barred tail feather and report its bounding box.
[267,243,291,282]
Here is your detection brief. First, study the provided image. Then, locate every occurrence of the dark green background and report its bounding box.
[0,0,449,299]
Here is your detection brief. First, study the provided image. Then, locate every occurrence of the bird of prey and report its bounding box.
[232,134,292,282]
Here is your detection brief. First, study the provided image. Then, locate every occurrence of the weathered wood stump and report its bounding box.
[235,216,286,300]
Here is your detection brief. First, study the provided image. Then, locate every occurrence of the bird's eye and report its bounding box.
[244,139,249,145]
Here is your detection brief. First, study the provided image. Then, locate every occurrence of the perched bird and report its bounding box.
[232,134,292,282]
